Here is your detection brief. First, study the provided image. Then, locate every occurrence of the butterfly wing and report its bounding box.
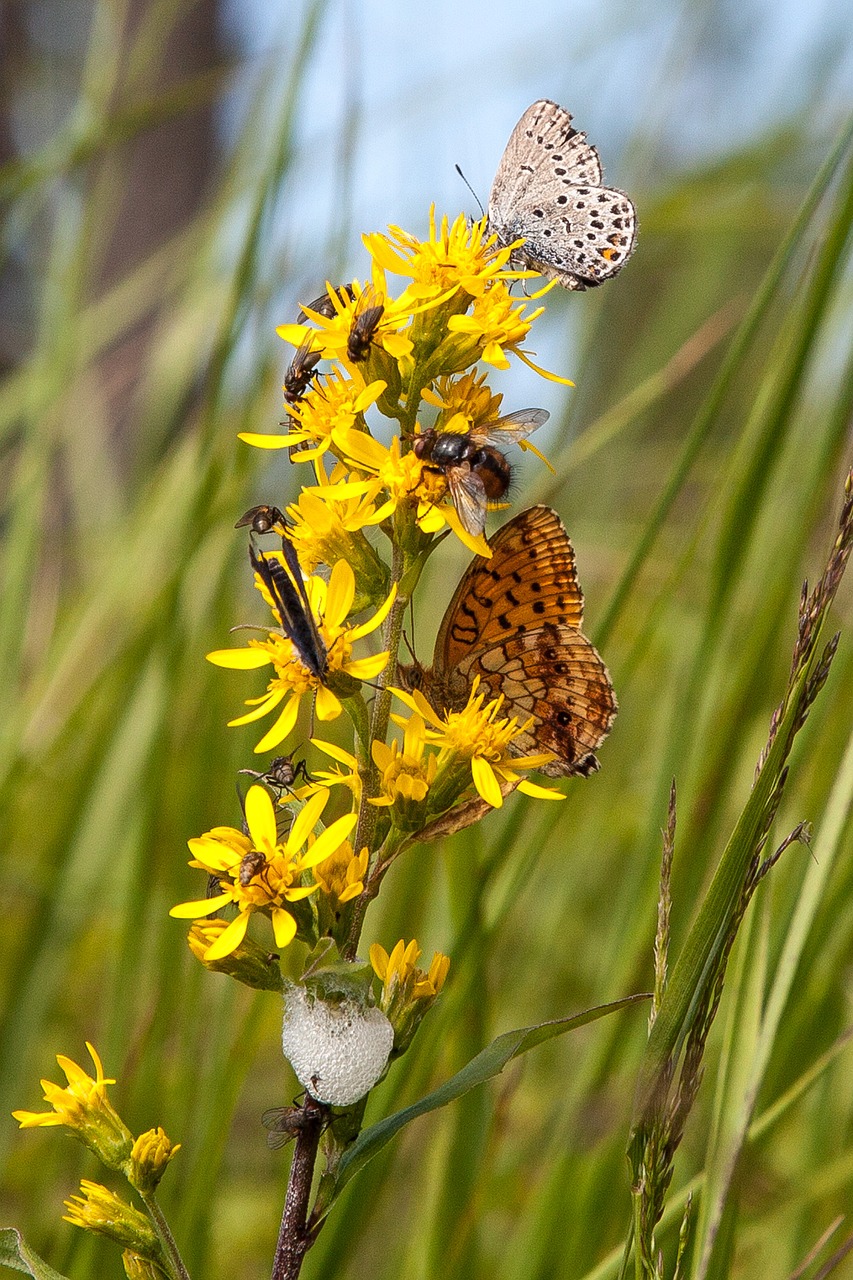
[430,506,615,776]
[488,99,636,290]
[461,623,617,776]
[489,100,603,209]
[434,506,585,665]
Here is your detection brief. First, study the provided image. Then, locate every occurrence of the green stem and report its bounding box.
[140,1191,192,1280]
[342,534,410,960]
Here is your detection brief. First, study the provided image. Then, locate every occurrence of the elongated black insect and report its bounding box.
[250,542,327,680]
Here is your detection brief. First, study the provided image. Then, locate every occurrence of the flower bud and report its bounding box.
[187,921,284,991]
[128,1127,181,1195]
[63,1181,160,1258]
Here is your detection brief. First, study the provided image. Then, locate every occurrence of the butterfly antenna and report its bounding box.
[455,164,485,219]
[405,591,418,659]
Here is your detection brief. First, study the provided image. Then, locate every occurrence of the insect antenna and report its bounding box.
[455,164,485,219]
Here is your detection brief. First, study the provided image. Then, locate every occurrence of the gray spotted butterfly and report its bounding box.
[488,99,636,291]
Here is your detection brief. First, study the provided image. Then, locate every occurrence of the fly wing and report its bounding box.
[475,408,549,447]
[447,465,489,536]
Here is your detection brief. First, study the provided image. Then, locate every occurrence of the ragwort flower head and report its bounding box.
[319,431,491,557]
[238,367,387,460]
[393,679,565,809]
[64,1181,160,1257]
[313,840,369,905]
[447,280,544,369]
[277,277,415,369]
[370,939,450,1053]
[285,470,389,609]
[13,1043,133,1171]
[422,369,504,430]
[370,713,439,828]
[169,785,357,959]
[207,557,395,753]
[364,208,515,301]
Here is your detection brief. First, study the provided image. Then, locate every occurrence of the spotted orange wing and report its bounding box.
[431,506,616,777]
[434,505,585,662]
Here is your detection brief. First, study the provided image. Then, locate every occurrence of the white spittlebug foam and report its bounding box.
[281,986,394,1107]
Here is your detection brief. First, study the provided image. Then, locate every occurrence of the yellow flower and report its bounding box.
[370,714,438,822]
[422,369,504,429]
[392,680,565,808]
[364,209,515,301]
[13,1043,133,1170]
[170,785,357,959]
[64,1181,160,1257]
[129,1128,181,1195]
[207,558,396,753]
[308,738,363,803]
[313,840,369,903]
[370,939,450,1002]
[318,430,491,557]
[238,368,387,460]
[277,276,415,367]
[285,466,390,608]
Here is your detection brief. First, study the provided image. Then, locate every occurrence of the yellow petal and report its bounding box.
[348,584,397,639]
[271,908,298,949]
[345,652,390,680]
[204,910,251,960]
[287,789,329,853]
[336,429,388,471]
[315,685,343,720]
[245,785,278,850]
[301,813,358,869]
[229,688,286,728]
[325,561,356,627]
[471,756,503,808]
[207,647,272,669]
[275,322,313,346]
[238,432,302,450]
[517,780,566,800]
[369,942,389,978]
[169,893,232,919]
[311,738,359,769]
[254,693,301,752]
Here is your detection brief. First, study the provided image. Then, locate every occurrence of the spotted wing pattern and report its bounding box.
[428,506,616,777]
[488,99,636,291]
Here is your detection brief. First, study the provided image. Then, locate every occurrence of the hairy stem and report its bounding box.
[140,1191,192,1280]
[271,1100,326,1280]
[343,535,410,959]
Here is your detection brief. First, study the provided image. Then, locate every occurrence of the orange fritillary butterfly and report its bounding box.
[402,505,616,776]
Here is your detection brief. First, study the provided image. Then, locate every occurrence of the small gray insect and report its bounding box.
[488,99,636,291]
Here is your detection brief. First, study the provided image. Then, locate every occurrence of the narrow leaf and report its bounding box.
[0,1229,70,1280]
[317,994,648,1218]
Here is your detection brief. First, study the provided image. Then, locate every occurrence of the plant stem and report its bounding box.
[141,1191,193,1280]
[342,534,410,959]
[271,1099,327,1280]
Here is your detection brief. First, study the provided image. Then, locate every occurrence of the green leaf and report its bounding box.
[0,1229,70,1280]
[314,994,648,1221]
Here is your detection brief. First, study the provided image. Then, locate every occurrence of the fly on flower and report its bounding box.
[236,505,288,536]
[239,753,314,798]
[413,408,549,536]
[284,285,356,406]
[346,285,385,363]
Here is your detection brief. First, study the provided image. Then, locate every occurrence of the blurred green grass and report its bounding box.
[1,4,853,1279]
